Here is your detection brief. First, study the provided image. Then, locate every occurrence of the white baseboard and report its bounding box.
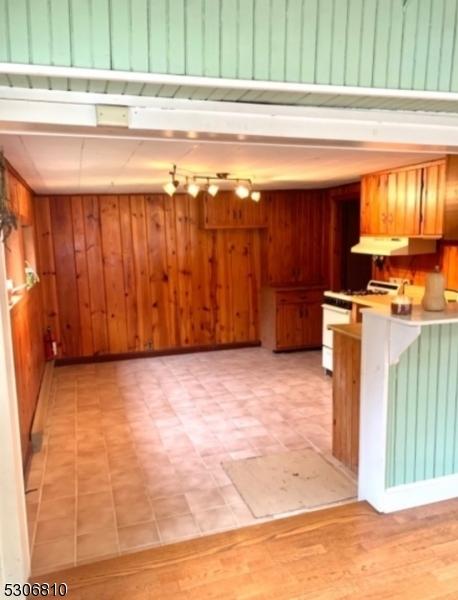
[361,473,458,513]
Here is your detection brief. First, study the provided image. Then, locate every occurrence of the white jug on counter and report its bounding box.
[422,266,446,312]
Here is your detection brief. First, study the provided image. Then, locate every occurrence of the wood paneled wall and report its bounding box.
[35,190,331,359]
[35,193,262,358]
[373,243,458,289]
[6,168,45,461]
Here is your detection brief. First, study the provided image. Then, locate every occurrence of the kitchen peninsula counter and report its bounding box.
[358,303,458,513]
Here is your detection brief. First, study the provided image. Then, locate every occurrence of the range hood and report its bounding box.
[351,236,437,256]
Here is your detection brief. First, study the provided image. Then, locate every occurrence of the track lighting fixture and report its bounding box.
[250,191,261,202]
[207,181,219,197]
[163,164,180,196]
[187,180,200,198]
[163,165,261,201]
[235,184,250,199]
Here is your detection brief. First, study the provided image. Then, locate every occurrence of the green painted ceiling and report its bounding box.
[1,0,458,93]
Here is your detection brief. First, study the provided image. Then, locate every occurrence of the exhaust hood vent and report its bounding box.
[351,236,437,257]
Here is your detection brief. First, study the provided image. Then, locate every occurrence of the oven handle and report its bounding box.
[321,304,352,315]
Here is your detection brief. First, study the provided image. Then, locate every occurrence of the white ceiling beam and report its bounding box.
[2,62,458,102]
[0,95,458,153]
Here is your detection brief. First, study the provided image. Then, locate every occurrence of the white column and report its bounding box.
[0,242,30,586]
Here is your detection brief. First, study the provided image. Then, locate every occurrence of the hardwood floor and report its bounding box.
[34,499,458,599]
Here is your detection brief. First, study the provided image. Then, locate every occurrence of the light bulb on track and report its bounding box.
[235,184,250,199]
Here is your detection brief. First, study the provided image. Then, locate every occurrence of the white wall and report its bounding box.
[0,242,30,586]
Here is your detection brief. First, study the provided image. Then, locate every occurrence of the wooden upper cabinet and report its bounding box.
[422,162,445,236]
[201,192,267,229]
[361,160,447,237]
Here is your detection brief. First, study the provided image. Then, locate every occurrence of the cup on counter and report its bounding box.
[391,294,413,316]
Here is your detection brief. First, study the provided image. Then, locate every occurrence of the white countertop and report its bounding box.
[362,302,458,326]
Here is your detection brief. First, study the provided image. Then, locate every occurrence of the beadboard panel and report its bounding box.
[1,0,458,93]
[386,323,458,487]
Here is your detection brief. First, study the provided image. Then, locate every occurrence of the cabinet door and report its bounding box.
[275,294,323,350]
[201,193,266,229]
[386,168,422,235]
[421,162,446,236]
[360,173,388,235]
[276,303,305,350]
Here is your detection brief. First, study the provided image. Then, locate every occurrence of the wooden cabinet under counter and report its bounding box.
[260,286,325,351]
[330,323,361,473]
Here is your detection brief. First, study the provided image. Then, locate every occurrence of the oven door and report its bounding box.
[322,303,352,348]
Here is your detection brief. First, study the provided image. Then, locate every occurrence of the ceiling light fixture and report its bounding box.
[235,183,250,199]
[206,178,219,197]
[187,179,200,198]
[163,165,261,201]
[250,191,261,202]
[163,164,180,196]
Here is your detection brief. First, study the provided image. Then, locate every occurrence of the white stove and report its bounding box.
[322,280,402,373]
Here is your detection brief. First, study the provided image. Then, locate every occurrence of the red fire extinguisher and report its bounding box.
[44,327,57,361]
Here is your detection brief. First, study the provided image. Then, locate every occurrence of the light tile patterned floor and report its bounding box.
[26,348,334,575]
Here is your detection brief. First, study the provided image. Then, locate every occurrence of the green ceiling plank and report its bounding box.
[253,0,270,80]
[155,84,179,97]
[49,0,71,66]
[105,80,127,94]
[69,0,93,67]
[88,79,110,93]
[123,81,144,95]
[8,74,30,88]
[220,0,238,78]
[90,0,111,69]
[301,0,318,82]
[399,0,418,89]
[190,86,215,100]
[149,0,168,73]
[221,88,248,101]
[315,0,333,83]
[140,83,163,96]
[321,93,363,108]
[69,77,89,92]
[331,0,348,85]
[130,0,149,72]
[28,0,51,65]
[168,0,186,74]
[185,0,204,75]
[110,0,130,70]
[7,0,29,63]
[173,85,196,99]
[270,0,287,81]
[50,77,69,91]
[438,0,458,91]
[206,86,231,101]
[28,75,50,89]
[344,0,363,85]
[372,0,391,87]
[238,0,254,79]
[0,0,10,61]
[412,0,432,90]
[386,0,403,89]
[425,0,444,91]
[358,0,377,87]
[203,0,220,76]
[285,0,303,82]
